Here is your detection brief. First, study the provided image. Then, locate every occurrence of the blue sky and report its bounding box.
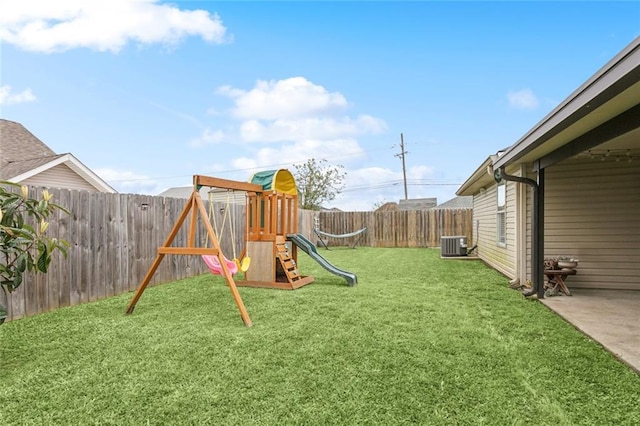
[1,1,639,210]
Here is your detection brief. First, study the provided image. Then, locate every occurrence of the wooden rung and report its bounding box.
[158,247,219,255]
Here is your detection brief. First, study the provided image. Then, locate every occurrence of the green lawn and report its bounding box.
[1,247,638,425]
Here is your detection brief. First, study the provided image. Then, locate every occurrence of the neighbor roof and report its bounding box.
[0,118,56,178]
[0,119,116,192]
[158,186,246,204]
[436,196,473,209]
[398,198,437,210]
[157,186,195,199]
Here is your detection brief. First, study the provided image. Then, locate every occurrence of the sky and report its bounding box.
[1,1,639,211]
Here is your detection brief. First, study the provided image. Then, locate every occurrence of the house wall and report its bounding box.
[21,163,98,192]
[538,155,640,290]
[471,165,520,279]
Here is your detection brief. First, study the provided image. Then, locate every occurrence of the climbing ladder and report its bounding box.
[238,235,314,290]
[276,239,301,284]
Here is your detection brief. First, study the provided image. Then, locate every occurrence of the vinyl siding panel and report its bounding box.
[472,168,518,279]
[542,156,640,290]
[21,164,99,192]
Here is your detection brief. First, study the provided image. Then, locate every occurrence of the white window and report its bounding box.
[497,183,506,246]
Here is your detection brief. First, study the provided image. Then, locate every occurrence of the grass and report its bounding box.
[1,247,639,425]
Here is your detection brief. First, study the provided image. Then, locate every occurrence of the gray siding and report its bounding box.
[472,169,518,279]
[21,164,99,192]
[541,156,640,290]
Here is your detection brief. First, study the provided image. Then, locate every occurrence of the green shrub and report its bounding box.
[0,182,69,324]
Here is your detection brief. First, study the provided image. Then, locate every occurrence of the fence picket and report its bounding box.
[316,209,472,249]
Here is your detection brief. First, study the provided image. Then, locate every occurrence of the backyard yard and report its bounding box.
[1,247,638,425]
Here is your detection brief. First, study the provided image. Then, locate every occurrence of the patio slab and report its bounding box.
[540,289,640,374]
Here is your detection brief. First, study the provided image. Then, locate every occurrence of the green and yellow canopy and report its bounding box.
[249,169,297,195]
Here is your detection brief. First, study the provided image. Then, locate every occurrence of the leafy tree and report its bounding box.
[372,200,387,211]
[0,182,70,324]
[293,158,346,210]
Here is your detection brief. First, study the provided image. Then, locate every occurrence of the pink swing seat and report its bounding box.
[202,254,238,276]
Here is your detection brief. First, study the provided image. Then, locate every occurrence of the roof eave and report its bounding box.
[9,153,117,193]
[456,156,497,196]
[494,36,640,170]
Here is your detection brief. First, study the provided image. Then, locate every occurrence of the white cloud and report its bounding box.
[218,77,348,120]
[335,167,404,211]
[332,165,440,211]
[0,0,228,53]
[0,85,36,105]
[213,77,387,148]
[93,167,162,195]
[507,89,539,109]
[189,128,225,148]
[200,76,390,208]
[239,115,386,143]
[407,165,435,180]
[229,138,365,172]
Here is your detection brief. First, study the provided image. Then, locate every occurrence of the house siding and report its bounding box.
[472,166,519,279]
[540,156,640,290]
[21,163,99,192]
[458,37,640,294]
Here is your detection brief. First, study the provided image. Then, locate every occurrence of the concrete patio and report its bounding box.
[540,289,640,374]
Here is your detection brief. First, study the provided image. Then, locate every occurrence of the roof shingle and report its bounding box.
[0,119,59,180]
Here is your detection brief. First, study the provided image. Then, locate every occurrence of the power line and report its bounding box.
[106,150,378,184]
[341,179,461,193]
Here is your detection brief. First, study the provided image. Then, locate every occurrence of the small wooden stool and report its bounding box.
[544,269,577,296]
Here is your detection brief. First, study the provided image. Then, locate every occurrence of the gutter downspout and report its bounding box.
[493,167,544,299]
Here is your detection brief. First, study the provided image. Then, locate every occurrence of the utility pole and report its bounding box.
[394,133,409,200]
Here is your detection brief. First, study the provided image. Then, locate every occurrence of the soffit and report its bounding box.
[514,80,640,164]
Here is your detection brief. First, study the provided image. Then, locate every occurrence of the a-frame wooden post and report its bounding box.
[125,180,252,327]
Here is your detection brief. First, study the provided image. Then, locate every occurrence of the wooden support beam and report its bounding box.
[188,195,198,247]
[125,253,166,314]
[125,187,253,327]
[194,175,263,193]
[158,247,219,255]
[238,275,314,290]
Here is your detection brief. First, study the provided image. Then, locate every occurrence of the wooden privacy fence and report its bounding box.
[0,187,316,322]
[1,185,469,322]
[315,209,473,248]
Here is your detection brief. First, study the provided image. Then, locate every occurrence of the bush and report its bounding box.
[0,182,69,324]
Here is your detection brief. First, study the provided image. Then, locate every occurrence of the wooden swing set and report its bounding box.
[125,175,262,327]
[125,171,315,327]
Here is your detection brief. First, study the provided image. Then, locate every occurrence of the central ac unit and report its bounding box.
[441,236,468,257]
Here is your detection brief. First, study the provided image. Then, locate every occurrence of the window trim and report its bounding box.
[497,183,506,247]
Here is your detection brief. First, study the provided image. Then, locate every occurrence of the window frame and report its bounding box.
[496,182,506,247]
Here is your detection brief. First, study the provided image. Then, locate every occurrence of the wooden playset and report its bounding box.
[240,169,315,290]
[124,170,316,326]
